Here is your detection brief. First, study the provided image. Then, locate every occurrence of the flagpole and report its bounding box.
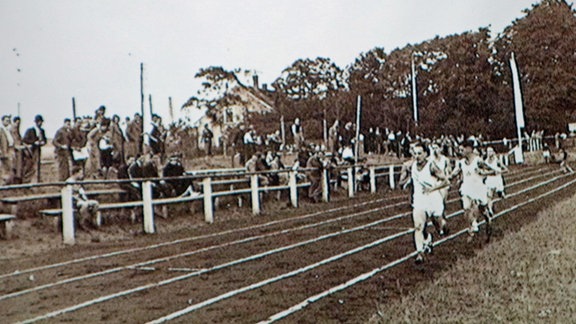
[354,95,362,164]
[411,54,418,125]
[510,52,525,164]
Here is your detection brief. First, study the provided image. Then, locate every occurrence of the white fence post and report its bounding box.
[142,181,155,234]
[321,169,330,202]
[61,184,75,245]
[251,174,260,215]
[203,177,214,223]
[289,170,298,208]
[369,166,376,193]
[347,167,354,198]
[389,165,395,189]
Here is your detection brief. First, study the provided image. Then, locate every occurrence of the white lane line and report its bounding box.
[3,168,554,302]
[0,189,407,280]
[257,176,576,323]
[0,165,547,281]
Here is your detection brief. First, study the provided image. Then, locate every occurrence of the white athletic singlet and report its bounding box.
[411,158,444,216]
[485,156,504,191]
[458,156,488,204]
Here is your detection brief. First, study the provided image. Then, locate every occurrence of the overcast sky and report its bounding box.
[1,0,538,136]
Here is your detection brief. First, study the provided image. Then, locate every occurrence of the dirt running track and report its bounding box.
[1,164,575,323]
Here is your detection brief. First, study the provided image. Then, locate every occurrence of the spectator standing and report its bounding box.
[125,113,143,158]
[70,118,89,173]
[291,118,304,150]
[149,114,165,160]
[306,148,325,203]
[243,126,256,162]
[0,115,15,184]
[9,116,23,183]
[85,118,110,179]
[328,120,339,155]
[22,114,47,183]
[94,105,106,125]
[52,118,73,181]
[201,123,214,156]
[110,114,125,166]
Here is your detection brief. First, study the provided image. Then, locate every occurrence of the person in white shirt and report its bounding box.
[429,141,452,236]
[484,146,508,217]
[450,140,497,241]
[410,142,449,264]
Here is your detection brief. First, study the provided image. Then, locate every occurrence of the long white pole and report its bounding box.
[411,55,418,124]
[510,52,525,164]
[354,96,361,164]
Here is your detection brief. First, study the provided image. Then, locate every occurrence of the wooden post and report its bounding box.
[289,170,298,208]
[354,96,362,164]
[203,177,214,223]
[61,184,75,245]
[280,116,286,151]
[142,181,155,234]
[369,166,376,193]
[321,169,330,202]
[389,165,395,189]
[140,62,146,155]
[250,174,260,215]
[72,97,77,120]
[347,167,354,197]
[168,96,174,124]
[149,94,154,118]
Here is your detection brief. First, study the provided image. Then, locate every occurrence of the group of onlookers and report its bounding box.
[0,114,46,184]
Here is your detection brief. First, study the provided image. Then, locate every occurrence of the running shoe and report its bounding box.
[471,220,479,233]
[415,254,424,264]
[423,233,433,254]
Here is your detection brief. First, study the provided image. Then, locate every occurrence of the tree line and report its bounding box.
[185,0,576,142]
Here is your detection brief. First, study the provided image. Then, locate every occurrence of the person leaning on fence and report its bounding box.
[162,153,197,197]
[245,152,269,186]
[117,155,141,201]
[67,169,100,230]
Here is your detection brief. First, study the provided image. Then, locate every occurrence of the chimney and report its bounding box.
[262,83,268,91]
[252,75,259,89]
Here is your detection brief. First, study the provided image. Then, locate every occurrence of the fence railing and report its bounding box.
[2,152,514,245]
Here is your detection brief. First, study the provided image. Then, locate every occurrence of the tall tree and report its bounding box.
[492,0,576,134]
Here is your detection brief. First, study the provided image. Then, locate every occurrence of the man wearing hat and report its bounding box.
[0,115,15,184]
[22,114,47,183]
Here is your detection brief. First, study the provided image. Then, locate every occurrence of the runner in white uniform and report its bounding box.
[410,142,449,264]
[430,142,452,236]
[450,140,497,241]
[484,146,508,216]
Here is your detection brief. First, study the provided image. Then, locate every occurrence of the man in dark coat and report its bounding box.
[52,118,73,181]
[22,114,47,183]
[162,153,194,196]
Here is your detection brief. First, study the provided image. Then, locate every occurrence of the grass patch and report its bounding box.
[370,193,576,323]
